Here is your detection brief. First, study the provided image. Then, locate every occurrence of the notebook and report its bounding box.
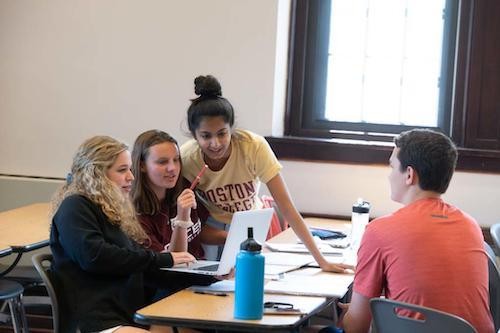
[163,208,274,276]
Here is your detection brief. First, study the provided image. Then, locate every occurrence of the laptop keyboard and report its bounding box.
[194,264,219,271]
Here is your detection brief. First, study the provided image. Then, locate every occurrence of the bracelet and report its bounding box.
[170,218,194,229]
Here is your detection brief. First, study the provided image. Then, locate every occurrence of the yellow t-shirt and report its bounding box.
[180,129,282,223]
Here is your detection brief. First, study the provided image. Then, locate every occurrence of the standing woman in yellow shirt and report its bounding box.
[180,74,353,273]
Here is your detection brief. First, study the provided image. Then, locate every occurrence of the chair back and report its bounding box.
[262,195,289,240]
[485,242,500,331]
[491,223,500,255]
[31,253,60,333]
[369,298,477,333]
[485,242,498,269]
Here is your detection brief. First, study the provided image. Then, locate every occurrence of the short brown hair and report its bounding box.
[394,129,457,193]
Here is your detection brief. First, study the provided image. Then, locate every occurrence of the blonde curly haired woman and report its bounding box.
[50,136,211,333]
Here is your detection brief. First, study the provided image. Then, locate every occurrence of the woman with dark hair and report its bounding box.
[180,75,353,273]
[131,129,224,258]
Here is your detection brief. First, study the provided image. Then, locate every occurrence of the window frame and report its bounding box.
[267,0,500,173]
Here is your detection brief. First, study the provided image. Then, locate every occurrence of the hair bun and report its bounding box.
[194,75,222,97]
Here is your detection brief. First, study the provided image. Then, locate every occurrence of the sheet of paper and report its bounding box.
[263,252,314,266]
[321,238,350,249]
[190,280,235,293]
[265,242,343,256]
[264,275,351,298]
[265,264,302,275]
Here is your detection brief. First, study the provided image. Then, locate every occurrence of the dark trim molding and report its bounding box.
[0,174,65,181]
[282,0,500,173]
[266,136,500,173]
[266,136,392,165]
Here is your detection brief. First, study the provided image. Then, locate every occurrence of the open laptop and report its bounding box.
[163,208,274,276]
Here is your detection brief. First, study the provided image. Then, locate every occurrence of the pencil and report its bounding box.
[189,164,208,190]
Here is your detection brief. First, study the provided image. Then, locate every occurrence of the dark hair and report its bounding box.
[131,130,183,215]
[187,75,235,136]
[394,129,457,193]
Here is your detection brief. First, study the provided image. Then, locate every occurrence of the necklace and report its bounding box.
[203,145,232,171]
[203,155,228,171]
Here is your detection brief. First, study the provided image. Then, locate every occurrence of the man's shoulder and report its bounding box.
[369,212,400,227]
[365,207,417,237]
[368,199,479,233]
[411,198,477,225]
[440,202,476,223]
[362,214,400,244]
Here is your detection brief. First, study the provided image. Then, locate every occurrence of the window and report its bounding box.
[267,0,500,173]
[326,1,450,129]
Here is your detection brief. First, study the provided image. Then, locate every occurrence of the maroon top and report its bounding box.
[137,185,208,259]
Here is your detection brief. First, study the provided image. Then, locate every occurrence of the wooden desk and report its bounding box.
[0,203,51,275]
[134,216,354,332]
[135,290,333,332]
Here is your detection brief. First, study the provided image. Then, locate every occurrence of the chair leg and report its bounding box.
[8,295,29,333]
[0,300,10,323]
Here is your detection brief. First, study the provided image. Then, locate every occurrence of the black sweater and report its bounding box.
[50,194,214,332]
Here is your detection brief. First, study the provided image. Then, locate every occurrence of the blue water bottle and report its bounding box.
[234,227,265,320]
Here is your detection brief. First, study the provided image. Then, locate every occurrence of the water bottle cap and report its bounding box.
[240,227,262,252]
[352,200,370,213]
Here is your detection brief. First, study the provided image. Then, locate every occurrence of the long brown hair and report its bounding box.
[131,130,183,215]
[51,136,148,244]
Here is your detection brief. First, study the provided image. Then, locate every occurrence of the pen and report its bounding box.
[274,308,302,313]
[263,308,305,315]
[189,164,208,190]
[194,290,228,297]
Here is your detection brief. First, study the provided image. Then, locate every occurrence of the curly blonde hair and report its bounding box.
[51,135,148,244]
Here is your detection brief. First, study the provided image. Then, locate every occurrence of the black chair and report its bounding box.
[0,279,29,333]
[31,253,60,333]
[491,223,500,256]
[370,298,477,333]
[485,242,500,331]
[0,264,43,287]
[485,242,499,270]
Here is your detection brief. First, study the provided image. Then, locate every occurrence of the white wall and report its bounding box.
[1,0,499,227]
[0,0,281,177]
[279,161,500,227]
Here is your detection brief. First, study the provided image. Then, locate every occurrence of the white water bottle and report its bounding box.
[350,198,370,253]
